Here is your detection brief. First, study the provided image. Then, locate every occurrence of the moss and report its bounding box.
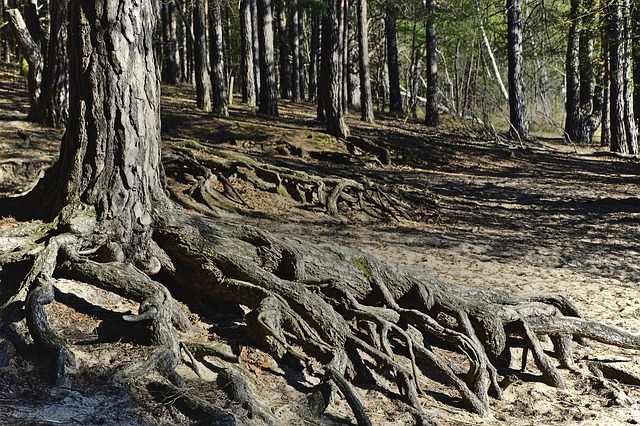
[20,58,28,76]
[351,257,372,280]
[276,184,289,198]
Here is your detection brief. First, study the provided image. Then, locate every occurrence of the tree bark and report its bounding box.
[357,0,374,123]
[577,0,596,143]
[275,0,292,100]
[290,0,302,102]
[633,0,640,128]
[564,0,580,143]
[257,0,279,115]
[425,0,438,127]
[385,6,403,115]
[607,0,637,153]
[194,0,212,112]
[506,0,528,140]
[5,7,43,121]
[209,0,228,116]
[240,0,257,105]
[321,0,349,138]
[162,1,179,84]
[309,8,320,104]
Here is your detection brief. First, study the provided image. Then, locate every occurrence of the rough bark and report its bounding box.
[357,0,374,123]
[321,0,350,138]
[385,6,403,115]
[209,0,228,117]
[607,0,637,153]
[633,1,640,128]
[240,0,257,105]
[257,0,279,116]
[193,0,212,112]
[425,0,438,127]
[564,0,581,143]
[290,0,302,103]
[162,1,179,84]
[309,8,320,103]
[5,7,43,121]
[506,0,528,140]
[275,0,292,100]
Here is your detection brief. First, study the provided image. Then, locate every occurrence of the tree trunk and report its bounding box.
[250,0,261,98]
[321,0,349,138]
[38,0,166,262]
[424,0,438,127]
[240,0,257,105]
[209,0,228,116]
[621,0,637,152]
[257,0,279,115]
[607,0,637,153]
[162,1,179,84]
[564,0,580,143]
[5,7,43,121]
[40,0,69,127]
[506,0,528,140]
[309,8,320,104]
[347,10,360,108]
[385,6,403,115]
[194,0,212,112]
[290,0,302,102]
[577,0,596,143]
[276,0,292,100]
[601,32,611,147]
[357,0,374,123]
[633,0,640,128]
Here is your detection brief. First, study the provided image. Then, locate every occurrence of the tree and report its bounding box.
[632,0,640,128]
[606,0,637,153]
[240,0,257,105]
[257,0,279,115]
[5,1,640,425]
[209,0,229,116]
[564,0,581,143]
[276,0,292,100]
[385,4,404,115]
[506,0,528,140]
[6,2,68,127]
[290,0,303,103]
[162,1,179,84]
[320,0,350,137]
[357,0,375,123]
[424,0,438,126]
[194,0,213,112]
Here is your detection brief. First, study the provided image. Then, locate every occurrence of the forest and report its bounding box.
[0,0,639,424]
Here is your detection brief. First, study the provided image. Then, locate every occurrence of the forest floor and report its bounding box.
[2,67,640,425]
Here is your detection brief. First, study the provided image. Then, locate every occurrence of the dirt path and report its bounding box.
[2,69,640,424]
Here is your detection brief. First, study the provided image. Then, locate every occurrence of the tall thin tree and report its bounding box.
[506,0,528,140]
[257,0,279,115]
[425,0,438,126]
[209,0,228,116]
[194,0,212,112]
[385,4,403,115]
[357,0,374,123]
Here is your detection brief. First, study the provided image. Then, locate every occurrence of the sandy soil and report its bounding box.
[1,69,640,425]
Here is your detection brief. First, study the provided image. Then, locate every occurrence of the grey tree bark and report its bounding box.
[209,0,228,116]
[257,0,279,115]
[506,0,528,140]
[385,5,403,115]
[425,0,438,127]
[309,9,320,104]
[290,0,303,103]
[357,0,374,123]
[564,0,580,143]
[607,0,637,153]
[194,0,212,112]
[321,0,350,138]
[240,0,257,105]
[162,1,179,84]
[276,0,292,100]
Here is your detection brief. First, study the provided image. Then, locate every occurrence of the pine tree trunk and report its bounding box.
[193,0,212,112]
[425,0,438,126]
[209,0,228,116]
[357,0,374,123]
[257,0,279,115]
[385,6,403,115]
[506,0,528,140]
[250,0,261,98]
[309,9,320,104]
[39,0,166,261]
[347,12,360,108]
[564,0,580,142]
[633,1,640,128]
[290,1,302,102]
[276,0,292,100]
[162,2,179,84]
[240,0,257,105]
[577,0,595,143]
[321,0,349,138]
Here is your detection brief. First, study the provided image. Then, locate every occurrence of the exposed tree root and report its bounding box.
[2,198,640,424]
[162,137,433,221]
